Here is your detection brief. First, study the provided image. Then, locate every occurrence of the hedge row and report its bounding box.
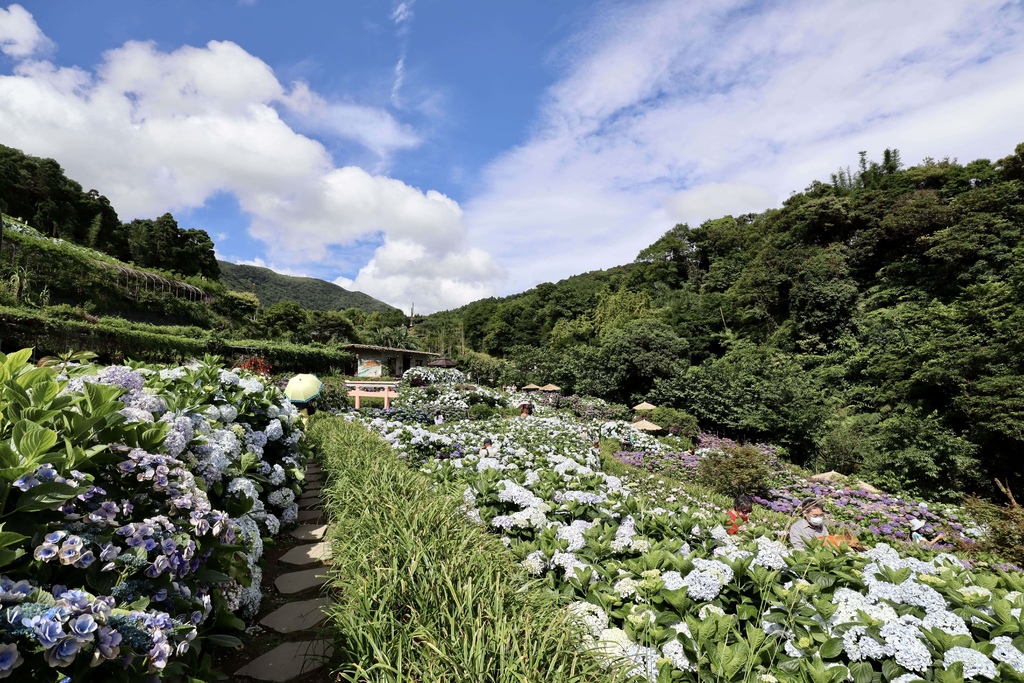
[0,307,351,373]
[306,416,617,682]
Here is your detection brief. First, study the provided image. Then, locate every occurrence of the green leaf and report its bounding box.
[882,659,905,682]
[850,661,875,683]
[193,569,233,584]
[0,443,19,470]
[13,421,58,460]
[745,623,766,651]
[3,349,32,373]
[14,482,82,512]
[204,634,243,648]
[0,531,28,548]
[819,637,844,659]
[0,547,25,569]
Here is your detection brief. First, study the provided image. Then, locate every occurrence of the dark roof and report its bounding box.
[342,344,440,357]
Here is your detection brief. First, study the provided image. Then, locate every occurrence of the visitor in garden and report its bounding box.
[434,411,444,425]
[909,518,946,547]
[727,495,754,535]
[520,404,531,418]
[479,438,497,457]
[789,499,829,550]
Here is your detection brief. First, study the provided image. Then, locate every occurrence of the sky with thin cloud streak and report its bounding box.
[0,1,1022,312]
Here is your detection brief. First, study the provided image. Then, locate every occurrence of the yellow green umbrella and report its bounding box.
[285,374,322,402]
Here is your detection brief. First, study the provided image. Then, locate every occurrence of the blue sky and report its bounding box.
[2,1,1024,311]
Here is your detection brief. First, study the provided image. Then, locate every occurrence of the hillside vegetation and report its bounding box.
[218,260,398,313]
[419,143,1024,501]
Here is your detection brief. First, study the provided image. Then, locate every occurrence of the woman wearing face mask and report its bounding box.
[789,498,829,550]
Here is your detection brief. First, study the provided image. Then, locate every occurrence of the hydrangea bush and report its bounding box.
[353,398,1024,683]
[0,349,308,680]
[400,366,466,386]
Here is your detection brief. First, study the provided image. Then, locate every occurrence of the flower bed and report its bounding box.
[357,406,1024,682]
[614,436,986,551]
[0,349,308,680]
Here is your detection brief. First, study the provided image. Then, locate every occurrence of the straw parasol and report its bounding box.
[284,374,322,402]
[522,384,542,391]
[633,401,657,411]
[631,419,662,431]
[540,384,561,392]
[427,356,457,368]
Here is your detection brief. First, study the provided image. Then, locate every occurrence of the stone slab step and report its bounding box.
[296,509,324,523]
[234,639,333,682]
[275,567,329,594]
[290,524,329,541]
[298,499,322,510]
[306,465,323,475]
[260,597,330,633]
[299,489,321,500]
[305,474,323,483]
[279,542,331,566]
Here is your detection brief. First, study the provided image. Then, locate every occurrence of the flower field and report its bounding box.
[353,378,1024,683]
[0,349,309,680]
[614,438,992,555]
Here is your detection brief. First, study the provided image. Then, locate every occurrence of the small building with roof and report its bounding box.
[341,344,441,378]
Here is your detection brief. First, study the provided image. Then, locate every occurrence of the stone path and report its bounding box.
[235,463,333,681]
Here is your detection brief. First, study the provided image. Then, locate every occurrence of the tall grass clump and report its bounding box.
[307,416,624,683]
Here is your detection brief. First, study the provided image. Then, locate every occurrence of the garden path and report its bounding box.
[234,464,335,682]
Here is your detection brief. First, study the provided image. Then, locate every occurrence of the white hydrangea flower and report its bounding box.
[943,647,997,680]
[614,577,639,599]
[268,488,295,508]
[661,571,685,591]
[991,636,1024,673]
[567,601,608,639]
[227,477,259,501]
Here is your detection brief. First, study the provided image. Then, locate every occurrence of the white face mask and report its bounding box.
[808,516,824,526]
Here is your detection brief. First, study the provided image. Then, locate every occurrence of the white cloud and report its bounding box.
[0,6,490,312]
[282,81,420,157]
[465,0,1024,296]
[0,4,51,57]
[335,237,499,313]
[391,1,415,30]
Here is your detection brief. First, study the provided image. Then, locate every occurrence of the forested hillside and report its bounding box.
[218,260,398,313]
[420,144,1024,500]
[0,145,219,279]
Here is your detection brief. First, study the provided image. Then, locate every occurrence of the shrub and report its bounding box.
[468,403,497,420]
[650,406,699,439]
[964,496,1024,566]
[695,443,773,498]
[316,377,352,413]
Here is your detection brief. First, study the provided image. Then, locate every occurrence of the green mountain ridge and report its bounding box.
[217,260,399,314]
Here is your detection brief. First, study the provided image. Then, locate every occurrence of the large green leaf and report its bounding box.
[819,637,844,660]
[13,421,58,460]
[0,530,28,548]
[2,349,32,373]
[13,481,82,513]
[849,661,875,683]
